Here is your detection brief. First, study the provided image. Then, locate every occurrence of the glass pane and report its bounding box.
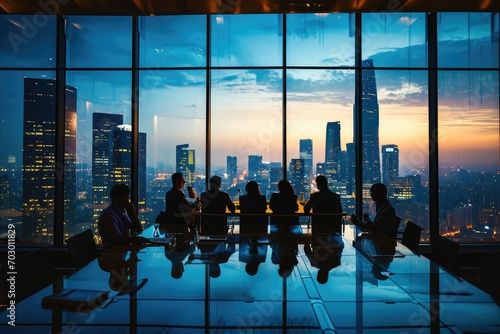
[66,16,132,68]
[139,70,206,226]
[438,12,499,68]
[286,69,355,213]
[139,15,206,68]
[66,71,132,243]
[211,14,283,67]
[362,12,427,68]
[360,64,430,239]
[0,71,56,244]
[0,15,56,68]
[211,69,282,200]
[287,13,355,67]
[438,71,499,243]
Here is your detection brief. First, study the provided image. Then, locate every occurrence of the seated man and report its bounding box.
[98,184,149,248]
[303,175,343,234]
[200,175,236,235]
[165,172,199,227]
[352,183,397,239]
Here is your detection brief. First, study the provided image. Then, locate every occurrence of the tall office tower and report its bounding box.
[22,78,77,242]
[353,59,381,193]
[382,144,399,185]
[346,142,355,195]
[92,112,123,220]
[176,144,195,185]
[325,121,341,163]
[137,130,147,208]
[299,139,313,178]
[111,125,147,207]
[64,85,77,235]
[227,156,237,182]
[269,165,283,196]
[290,158,306,201]
[248,155,262,180]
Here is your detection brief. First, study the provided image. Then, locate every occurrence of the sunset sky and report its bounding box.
[0,13,498,175]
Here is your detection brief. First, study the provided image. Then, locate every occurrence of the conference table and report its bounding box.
[1,220,499,334]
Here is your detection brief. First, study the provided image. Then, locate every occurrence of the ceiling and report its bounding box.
[0,0,498,15]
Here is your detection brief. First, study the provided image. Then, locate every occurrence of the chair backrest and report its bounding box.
[433,235,460,272]
[401,220,423,253]
[391,215,402,239]
[66,229,97,269]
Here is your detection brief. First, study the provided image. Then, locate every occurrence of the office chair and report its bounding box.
[400,220,424,254]
[66,229,98,269]
[433,235,486,288]
[392,215,402,239]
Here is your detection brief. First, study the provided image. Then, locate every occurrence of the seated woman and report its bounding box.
[239,180,268,236]
[269,179,299,231]
[200,175,236,235]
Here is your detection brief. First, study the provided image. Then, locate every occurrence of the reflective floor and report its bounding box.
[1,224,499,333]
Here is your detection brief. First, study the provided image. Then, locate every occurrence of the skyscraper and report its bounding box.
[248,155,262,180]
[176,144,195,185]
[290,158,306,201]
[299,139,313,179]
[227,156,237,182]
[92,112,123,212]
[22,78,77,242]
[354,59,381,193]
[110,124,147,207]
[64,85,77,235]
[325,121,341,163]
[382,144,399,185]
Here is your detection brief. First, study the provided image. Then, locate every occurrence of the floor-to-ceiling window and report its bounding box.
[361,13,430,240]
[138,15,207,227]
[437,13,499,242]
[0,12,498,245]
[0,15,57,244]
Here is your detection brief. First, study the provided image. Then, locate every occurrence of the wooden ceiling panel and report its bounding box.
[0,0,498,15]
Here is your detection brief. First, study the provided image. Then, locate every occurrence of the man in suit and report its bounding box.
[165,172,199,226]
[362,183,397,238]
[98,183,149,248]
[303,175,343,234]
[200,175,236,235]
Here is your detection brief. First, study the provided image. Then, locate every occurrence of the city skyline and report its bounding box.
[0,13,498,243]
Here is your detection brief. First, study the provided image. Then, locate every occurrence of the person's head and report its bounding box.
[370,183,387,203]
[315,175,328,190]
[245,180,260,195]
[317,269,329,284]
[171,261,184,279]
[209,263,221,278]
[209,175,222,190]
[110,184,130,207]
[278,179,295,195]
[172,172,185,190]
[245,263,259,276]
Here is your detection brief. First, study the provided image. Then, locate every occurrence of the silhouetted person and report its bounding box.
[270,231,299,278]
[98,184,148,248]
[304,232,344,284]
[98,249,143,291]
[165,240,196,279]
[239,180,268,236]
[303,175,343,234]
[189,242,236,278]
[239,236,268,276]
[165,172,199,227]
[269,179,299,231]
[352,183,397,239]
[200,175,236,235]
